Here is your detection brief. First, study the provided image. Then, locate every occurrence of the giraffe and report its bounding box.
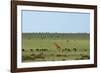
[53,42,62,54]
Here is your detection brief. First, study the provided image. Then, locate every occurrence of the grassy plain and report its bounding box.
[22,33,90,62]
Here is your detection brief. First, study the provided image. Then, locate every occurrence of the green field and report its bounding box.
[22,33,90,62]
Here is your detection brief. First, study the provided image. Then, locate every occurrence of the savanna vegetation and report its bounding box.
[22,33,90,62]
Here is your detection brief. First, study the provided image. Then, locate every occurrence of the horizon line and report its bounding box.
[22,32,90,33]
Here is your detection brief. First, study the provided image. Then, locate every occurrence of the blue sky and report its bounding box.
[22,10,90,33]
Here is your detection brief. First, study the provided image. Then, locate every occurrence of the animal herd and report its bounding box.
[22,47,87,52]
[22,42,87,53]
[22,39,89,61]
[22,47,89,61]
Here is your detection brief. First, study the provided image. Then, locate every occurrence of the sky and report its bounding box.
[22,10,90,33]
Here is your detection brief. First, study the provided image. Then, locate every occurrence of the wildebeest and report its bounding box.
[64,48,71,52]
[36,48,48,51]
[64,48,68,51]
[36,48,39,51]
[67,48,71,51]
[84,49,87,51]
[22,49,25,51]
[30,49,33,51]
[73,48,77,51]
[43,49,48,51]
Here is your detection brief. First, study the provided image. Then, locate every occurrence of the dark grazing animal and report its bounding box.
[22,49,25,51]
[73,48,77,51]
[36,48,48,51]
[30,49,33,51]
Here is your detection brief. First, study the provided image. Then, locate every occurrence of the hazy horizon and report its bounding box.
[22,32,90,34]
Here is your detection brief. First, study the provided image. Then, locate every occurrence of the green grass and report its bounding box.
[22,33,90,62]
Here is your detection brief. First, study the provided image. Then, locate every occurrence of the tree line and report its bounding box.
[22,32,90,39]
